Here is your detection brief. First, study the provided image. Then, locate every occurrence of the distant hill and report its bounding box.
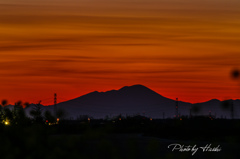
[2,84,233,119]
[52,84,191,119]
[39,84,239,119]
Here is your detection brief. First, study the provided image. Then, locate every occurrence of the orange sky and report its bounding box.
[0,0,240,105]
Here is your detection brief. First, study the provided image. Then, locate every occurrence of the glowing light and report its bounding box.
[180,118,182,121]
[88,118,90,122]
[57,118,59,122]
[150,118,152,121]
[119,118,121,121]
[4,121,9,125]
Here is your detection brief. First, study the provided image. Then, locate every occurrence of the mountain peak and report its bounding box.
[119,84,151,91]
[116,84,166,100]
[204,99,221,103]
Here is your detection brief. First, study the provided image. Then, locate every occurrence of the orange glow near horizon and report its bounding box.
[0,0,240,105]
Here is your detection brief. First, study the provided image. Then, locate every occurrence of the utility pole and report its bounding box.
[176,98,179,118]
[54,93,57,116]
[189,105,192,118]
[231,101,234,119]
[209,110,212,118]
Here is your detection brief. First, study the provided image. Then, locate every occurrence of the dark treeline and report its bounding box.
[0,100,66,127]
[57,116,240,142]
[1,115,240,159]
[1,99,240,159]
[1,99,240,141]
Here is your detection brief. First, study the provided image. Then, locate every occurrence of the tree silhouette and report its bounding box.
[12,101,30,125]
[13,101,23,117]
[1,99,8,107]
[0,100,31,126]
[3,107,13,124]
[0,99,8,122]
[23,102,30,108]
[0,102,3,122]
[30,101,43,123]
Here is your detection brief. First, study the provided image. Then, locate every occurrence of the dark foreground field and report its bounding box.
[0,118,240,159]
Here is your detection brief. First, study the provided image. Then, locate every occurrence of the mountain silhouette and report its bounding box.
[4,84,240,119]
[50,84,192,119]
[39,84,239,119]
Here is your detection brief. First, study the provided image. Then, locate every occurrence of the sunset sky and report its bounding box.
[0,0,240,105]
